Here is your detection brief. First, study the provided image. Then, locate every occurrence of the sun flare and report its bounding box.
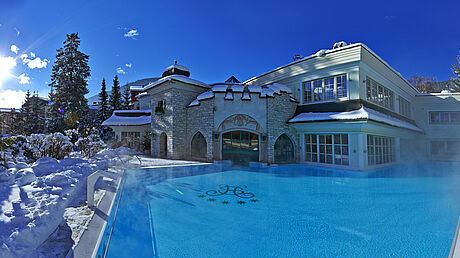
[0,56,16,85]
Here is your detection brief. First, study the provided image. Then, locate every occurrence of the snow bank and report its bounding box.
[0,147,139,258]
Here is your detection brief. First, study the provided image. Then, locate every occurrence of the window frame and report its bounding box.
[365,77,395,111]
[398,96,411,118]
[302,74,348,104]
[366,134,395,166]
[304,133,350,166]
[428,111,460,124]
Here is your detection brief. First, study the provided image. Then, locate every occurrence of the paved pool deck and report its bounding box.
[72,176,121,258]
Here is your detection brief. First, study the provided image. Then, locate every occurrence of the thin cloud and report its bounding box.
[125,63,132,68]
[18,73,30,84]
[116,67,126,74]
[124,29,139,39]
[10,45,19,54]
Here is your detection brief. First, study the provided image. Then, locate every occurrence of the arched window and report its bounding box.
[222,131,259,164]
[191,132,207,160]
[274,134,294,163]
[160,132,167,158]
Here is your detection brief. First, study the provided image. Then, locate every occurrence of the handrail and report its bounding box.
[450,216,460,258]
[134,154,142,166]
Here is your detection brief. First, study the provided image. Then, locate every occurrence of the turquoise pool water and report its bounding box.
[98,163,460,257]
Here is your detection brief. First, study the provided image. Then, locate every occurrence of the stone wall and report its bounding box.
[266,93,299,163]
[148,80,210,159]
[150,87,175,158]
[185,99,215,161]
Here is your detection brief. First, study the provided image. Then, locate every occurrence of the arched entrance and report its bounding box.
[274,134,294,163]
[191,132,207,160]
[160,132,167,158]
[222,131,259,164]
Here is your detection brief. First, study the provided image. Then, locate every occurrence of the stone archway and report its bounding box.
[191,132,207,160]
[217,114,265,163]
[160,132,167,158]
[274,134,294,163]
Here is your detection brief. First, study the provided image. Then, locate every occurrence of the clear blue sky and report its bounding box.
[0,0,459,108]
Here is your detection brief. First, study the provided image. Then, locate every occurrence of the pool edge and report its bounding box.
[450,217,460,258]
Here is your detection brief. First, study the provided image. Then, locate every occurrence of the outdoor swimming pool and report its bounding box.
[96,163,460,257]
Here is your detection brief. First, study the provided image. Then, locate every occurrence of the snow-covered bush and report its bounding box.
[28,133,73,160]
[76,134,107,158]
[64,129,79,144]
[0,136,34,167]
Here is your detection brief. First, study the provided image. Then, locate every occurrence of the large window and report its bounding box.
[430,140,460,159]
[121,132,141,150]
[366,77,394,110]
[367,135,395,166]
[304,134,349,166]
[429,111,460,124]
[222,131,259,163]
[399,97,411,118]
[303,74,347,103]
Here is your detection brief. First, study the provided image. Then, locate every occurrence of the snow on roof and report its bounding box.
[268,83,292,94]
[260,87,275,98]
[224,91,234,100]
[289,107,423,132]
[143,74,209,91]
[130,85,144,91]
[248,85,262,93]
[164,64,190,73]
[197,91,214,101]
[242,92,251,100]
[136,92,149,98]
[211,84,228,92]
[230,85,245,92]
[113,109,151,114]
[187,99,200,107]
[0,108,18,113]
[289,96,299,103]
[188,82,293,106]
[102,111,151,126]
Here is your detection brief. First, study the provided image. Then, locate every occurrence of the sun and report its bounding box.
[0,56,16,85]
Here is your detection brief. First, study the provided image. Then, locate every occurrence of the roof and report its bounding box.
[162,64,191,78]
[243,43,420,94]
[102,109,151,126]
[0,108,20,113]
[288,106,423,132]
[187,83,295,107]
[143,74,210,91]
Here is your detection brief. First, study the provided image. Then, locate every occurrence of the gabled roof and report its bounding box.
[102,109,151,126]
[142,74,210,92]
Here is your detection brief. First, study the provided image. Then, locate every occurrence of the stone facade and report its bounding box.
[185,99,215,161]
[266,94,299,163]
[149,82,208,159]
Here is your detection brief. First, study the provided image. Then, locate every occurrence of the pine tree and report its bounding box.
[47,33,91,132]
[122,86,131,110]
[451,55,460,92]
[29,92,46,134]
[109,75,122,111]
[98,78,110,121]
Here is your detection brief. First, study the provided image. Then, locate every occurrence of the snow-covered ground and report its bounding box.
[0,147,200,258]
